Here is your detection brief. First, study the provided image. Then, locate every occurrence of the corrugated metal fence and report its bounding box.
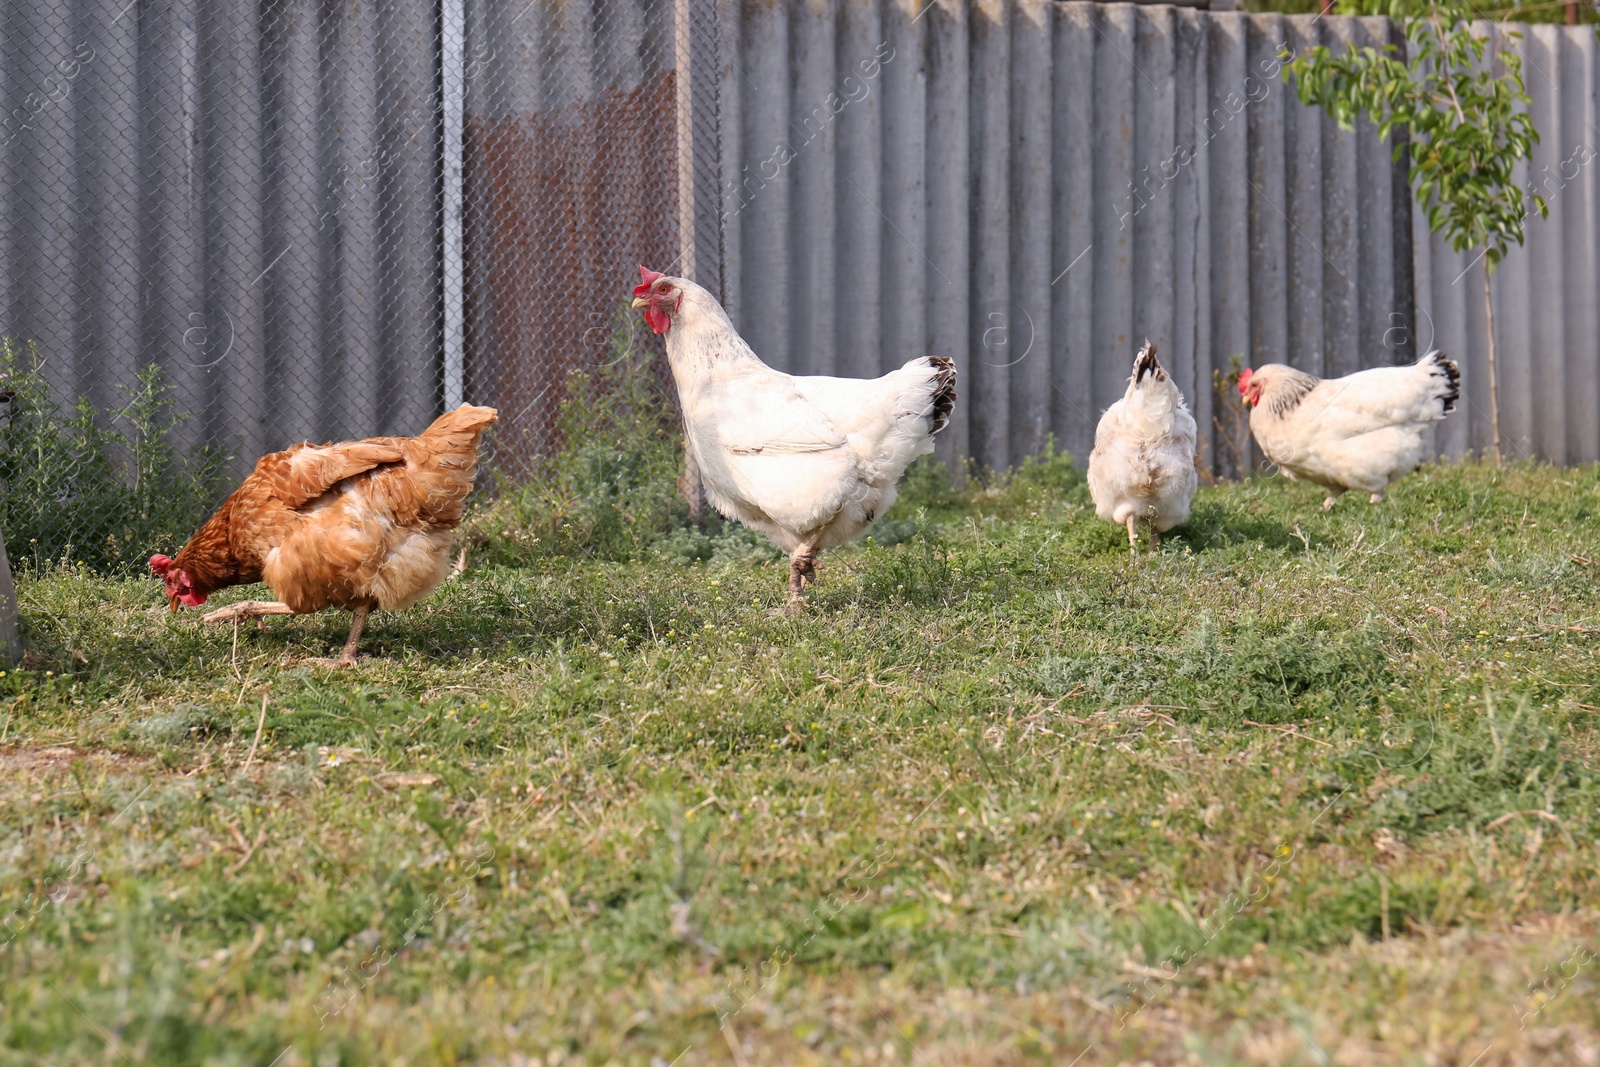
[716,1,1599,473]
[0,0,444,462]
[1,1,1596,545]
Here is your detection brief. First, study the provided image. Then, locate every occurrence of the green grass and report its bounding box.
[1,459,1598,1065]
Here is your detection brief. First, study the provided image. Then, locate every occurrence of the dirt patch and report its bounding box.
[0,745,153,774]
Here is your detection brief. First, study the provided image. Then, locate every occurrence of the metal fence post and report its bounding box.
[674,0,722,524]
[442,0,467,412]
[0,530,20,666]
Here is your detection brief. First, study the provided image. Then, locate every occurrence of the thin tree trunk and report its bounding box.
[1481,256,1503,467]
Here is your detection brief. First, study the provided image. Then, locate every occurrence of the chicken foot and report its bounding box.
[312,605,371,670]
[201,600,370,668]
[787,542,820,608]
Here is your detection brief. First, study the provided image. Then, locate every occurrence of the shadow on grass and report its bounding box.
[1166,498,1313,555]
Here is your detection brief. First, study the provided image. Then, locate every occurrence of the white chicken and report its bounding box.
[1087,341,1198,557]
[1239,349,1459,510]
[631,266,957,602]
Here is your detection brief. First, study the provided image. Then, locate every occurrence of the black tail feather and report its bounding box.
[1424,349,1460,414]
[1132,340,1162,384]
[926,355,958,435]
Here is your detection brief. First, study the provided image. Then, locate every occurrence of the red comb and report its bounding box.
[1237,367,1253,395]
[149,554,173,575]
[633,264,664,298]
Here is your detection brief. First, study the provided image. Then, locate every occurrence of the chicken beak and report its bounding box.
[631,296,649,309]
[168,594,181,613]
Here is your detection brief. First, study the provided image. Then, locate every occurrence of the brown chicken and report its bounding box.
[150,405,498,666]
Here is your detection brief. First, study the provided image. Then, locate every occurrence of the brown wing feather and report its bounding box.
[274,441,406,509]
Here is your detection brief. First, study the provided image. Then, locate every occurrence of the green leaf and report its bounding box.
[878,901,928,930]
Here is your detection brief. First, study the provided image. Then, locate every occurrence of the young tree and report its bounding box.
[1285,0,1546,465]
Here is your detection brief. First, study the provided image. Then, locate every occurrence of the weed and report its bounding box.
[0,341,234,574]
[462,310,687,563]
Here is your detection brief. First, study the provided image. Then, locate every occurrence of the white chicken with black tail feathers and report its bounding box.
[1087,341,1199,558]
[631,266,958,605]
[1239,349,1459,510]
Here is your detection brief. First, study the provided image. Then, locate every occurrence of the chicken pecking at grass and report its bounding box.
[631,266,957,605]
[1239,350,1459,510]
[150,405,497,666]
[1087,341,1198,558]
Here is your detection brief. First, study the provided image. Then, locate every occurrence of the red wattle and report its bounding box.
[644,305,671,335]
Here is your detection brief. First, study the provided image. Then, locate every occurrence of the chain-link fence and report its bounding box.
[0,0,724,573]
[10,1,1598,578]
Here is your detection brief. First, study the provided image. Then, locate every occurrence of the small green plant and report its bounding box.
[1352,693,1584,833]
[1286,1,1546,465]
[463,309,690,563]
[1205,355,1250,483]
[0,339,235,572]
[856,512,957,607]
[889,439,1082,525]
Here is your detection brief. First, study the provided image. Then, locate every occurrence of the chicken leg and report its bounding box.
[203,600,370,668]
[787,541,819,607]
[313,605,371,669]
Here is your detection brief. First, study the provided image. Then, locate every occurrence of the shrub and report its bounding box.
[0,339,235,573]
[463,311,689,564]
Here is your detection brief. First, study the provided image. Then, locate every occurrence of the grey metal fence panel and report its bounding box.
[716,1,1596,474]
[459,0,683,464]
[0,0,442,459]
